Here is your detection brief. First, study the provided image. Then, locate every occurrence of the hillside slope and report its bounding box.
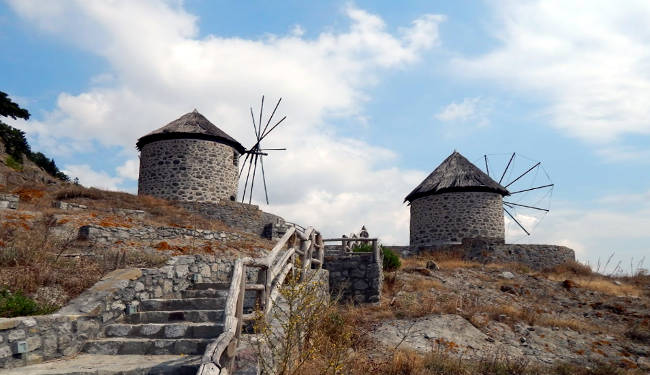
[337,255,650,374]
[0,182,273,317]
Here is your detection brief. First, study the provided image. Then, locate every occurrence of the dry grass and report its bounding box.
[542,261,642,297]
[545,261,593,276]
[400,253,482,271]
[0,207,172,308]
[538,315,600,332]
[577,279,641,297]
[435,259,482,269]
[302,339,644,375]
[380,270,602,332]
[400,257,427,269]
[625,319,650,344]
[403,278,444,293]
[15,183,232,232]
[399,250,533,272]
[545,274,641,297]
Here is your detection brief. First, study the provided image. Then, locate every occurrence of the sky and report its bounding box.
[1,0,649,272]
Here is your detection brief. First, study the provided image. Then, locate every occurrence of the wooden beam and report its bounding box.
[271,248,295,280]
[224,261,243,318]
[266,227,296,264]
[245,283,265,291]
[265,263,293,317]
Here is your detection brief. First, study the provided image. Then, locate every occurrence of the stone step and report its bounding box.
[140,297,225,311]
[188,282,230,290]
[83,338,211,355]
[124,309,224,324]
[104,322,223,339]
[1,354,200,375]
[181,288,229,298]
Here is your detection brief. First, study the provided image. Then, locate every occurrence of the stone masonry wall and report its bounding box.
[138,139,240,203]
[77,224,246,244]
[461,238,575,270]
[410,191,504,249]
[0,194,18,210]
[180,200,288,240]
[324,251,382,304]
[0,255,253,369]
[392,238,576,271]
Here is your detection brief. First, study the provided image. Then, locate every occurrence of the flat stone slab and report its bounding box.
[2,354,200,375]
[372,314,492,354]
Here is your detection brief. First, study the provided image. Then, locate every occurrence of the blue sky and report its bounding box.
[1,0,649,271]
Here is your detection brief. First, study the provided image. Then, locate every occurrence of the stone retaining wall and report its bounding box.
[324,251,382,304]
[0,255,252,369]
[180,200,288,240]
[461,239,575,270]
[52,201,87,211]
[0,315,97,368]
[389,239,576,271]
[0,194,18,210]
[53,202,146,220]
[77,224,245,244]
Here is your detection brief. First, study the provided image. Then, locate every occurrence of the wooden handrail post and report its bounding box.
[199,227,327,374]
[256,266,267,311]
[264,266,271,312]
[300,238,309,281]
[317,234,324,269]
[236,264,246,339]
[372,239,379,262]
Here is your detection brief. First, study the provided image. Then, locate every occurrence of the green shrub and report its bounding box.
[5,155,23,171]
[382,246,401,271]
[28,151,68,181]
[351,243,373,253]
[0,122,30,162]
[0,122,68,181]
[0,289,56,318]
[351,244,401,271]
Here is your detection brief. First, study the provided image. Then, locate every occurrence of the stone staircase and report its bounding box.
[5,282,245,374]
[84,282,229,358]
[5,283,233,374]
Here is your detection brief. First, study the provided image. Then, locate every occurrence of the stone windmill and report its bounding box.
[405,151,510,251]
[136,109,246,203]
[405,151,554,251]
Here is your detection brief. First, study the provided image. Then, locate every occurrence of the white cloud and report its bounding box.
[435,96,493,126]
[8,1,442,242]
[290,25,305,37]
[456,1,650,147]
[518,197,650,272]
[596,145,650,163]
[116,159,139,180]
[63,164,123,190]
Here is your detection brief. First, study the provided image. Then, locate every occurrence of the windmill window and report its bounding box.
[233,151,239,166]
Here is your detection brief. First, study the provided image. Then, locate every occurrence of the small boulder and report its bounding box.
[426,260,440,271]
[562,279,575,290]
[500,271,515,279]
[500,285,517,295]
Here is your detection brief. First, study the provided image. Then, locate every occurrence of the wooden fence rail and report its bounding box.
[197,225,324,375]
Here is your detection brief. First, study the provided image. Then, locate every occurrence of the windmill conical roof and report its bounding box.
[404,151,509,202]
[136,109,246,153]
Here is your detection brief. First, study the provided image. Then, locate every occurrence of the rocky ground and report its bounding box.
[0,183,272,311]
[361,257,650,372]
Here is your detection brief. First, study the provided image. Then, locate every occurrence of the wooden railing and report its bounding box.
[197,225,324,375]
